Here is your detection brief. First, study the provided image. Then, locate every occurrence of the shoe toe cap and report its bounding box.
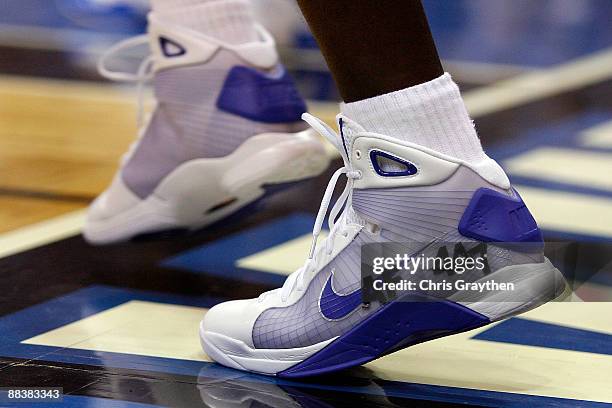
[201,299,258,347]
[83,174,142,244]
[87,174,141,222]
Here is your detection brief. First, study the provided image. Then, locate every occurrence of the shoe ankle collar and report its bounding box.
[147,14,278,72]
[348,131,511,190]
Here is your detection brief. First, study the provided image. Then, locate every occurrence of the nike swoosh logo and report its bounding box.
[319,270,362,320]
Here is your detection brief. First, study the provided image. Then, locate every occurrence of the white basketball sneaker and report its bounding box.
[84,16,329,244]
[200,113,568,378]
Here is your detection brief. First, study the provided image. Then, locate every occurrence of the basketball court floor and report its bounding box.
[1,1,611,406]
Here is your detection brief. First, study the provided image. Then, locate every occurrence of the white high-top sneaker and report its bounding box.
[84,16,329,244]
[199,113,568,378]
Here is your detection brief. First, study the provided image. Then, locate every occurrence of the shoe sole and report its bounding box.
[201,258,569,377]
[84,129,330,244]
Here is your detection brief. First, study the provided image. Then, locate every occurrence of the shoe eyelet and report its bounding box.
[355,150,362,160]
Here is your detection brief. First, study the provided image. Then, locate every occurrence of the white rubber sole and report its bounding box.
[200,258,569,376]
[200,321,335,376]
[452,257,570,321]
[84,129,330,244]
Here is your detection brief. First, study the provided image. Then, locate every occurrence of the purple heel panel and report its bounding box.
[459,188,543,246]
[217,65,307,124]
[278,295,489,378]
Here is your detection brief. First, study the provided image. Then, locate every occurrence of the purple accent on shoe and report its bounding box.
[319,272,362,320]
[369,150,418,177]
[159,36,187,58]
[217,65,307,123]
[278,294,489,378]
[459,188,543,245]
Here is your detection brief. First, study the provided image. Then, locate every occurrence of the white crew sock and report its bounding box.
[150,0,260,45]
[340,73,487,164]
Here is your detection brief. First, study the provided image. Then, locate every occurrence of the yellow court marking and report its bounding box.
[369,302,612,403]
[23,300,209,362]
[581,120,612,149]
[0,195,83,235]
[516,185,612,238]
[504,148,612,192]
[463,46,612,117]
[520,299,612,333]
[0,209,85,259]
[237,231,326,275]
[367,315,612,403]
[22,300,612,403]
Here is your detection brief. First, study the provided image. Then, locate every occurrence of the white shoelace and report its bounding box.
[98,35,154,128]
[261,113,363,303]
[98,35,156,164]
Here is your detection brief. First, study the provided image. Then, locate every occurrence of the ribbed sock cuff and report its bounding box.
[341,73,487,164]
[151,0,259,45]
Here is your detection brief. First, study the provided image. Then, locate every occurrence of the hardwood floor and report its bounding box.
[0,75,136,232]
[0,75,338,234]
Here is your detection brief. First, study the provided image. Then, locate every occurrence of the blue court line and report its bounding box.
[488,110,612,162]
[485,110,612,243]
[424,0,612,67]
[160,212,612,292]
[543,230,612,245]
[0,285,217,342]
[0,285,220,376]
[162,211,612,289]
[354,379,610,408]
[4,0,612,67]
[512,175,612,201]
[588,270,612,287]
[0,0,145,34]
[472,317,612,355]
[197,364,611,408]
[473,317,612,355]
[3,395,161,408]
[0,285,610,406]
[162,213,316,286]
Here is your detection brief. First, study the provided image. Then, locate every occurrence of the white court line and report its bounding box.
[0,210,86,259]
[23,300,210,362]
[464,46,612,117]
[21,300,612,403]
[443,59,537,84]
[504,148,612,192]
[1,48,612,257]
[237,232,324,275]
[516,185,612,239]
[581,120,612,149]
